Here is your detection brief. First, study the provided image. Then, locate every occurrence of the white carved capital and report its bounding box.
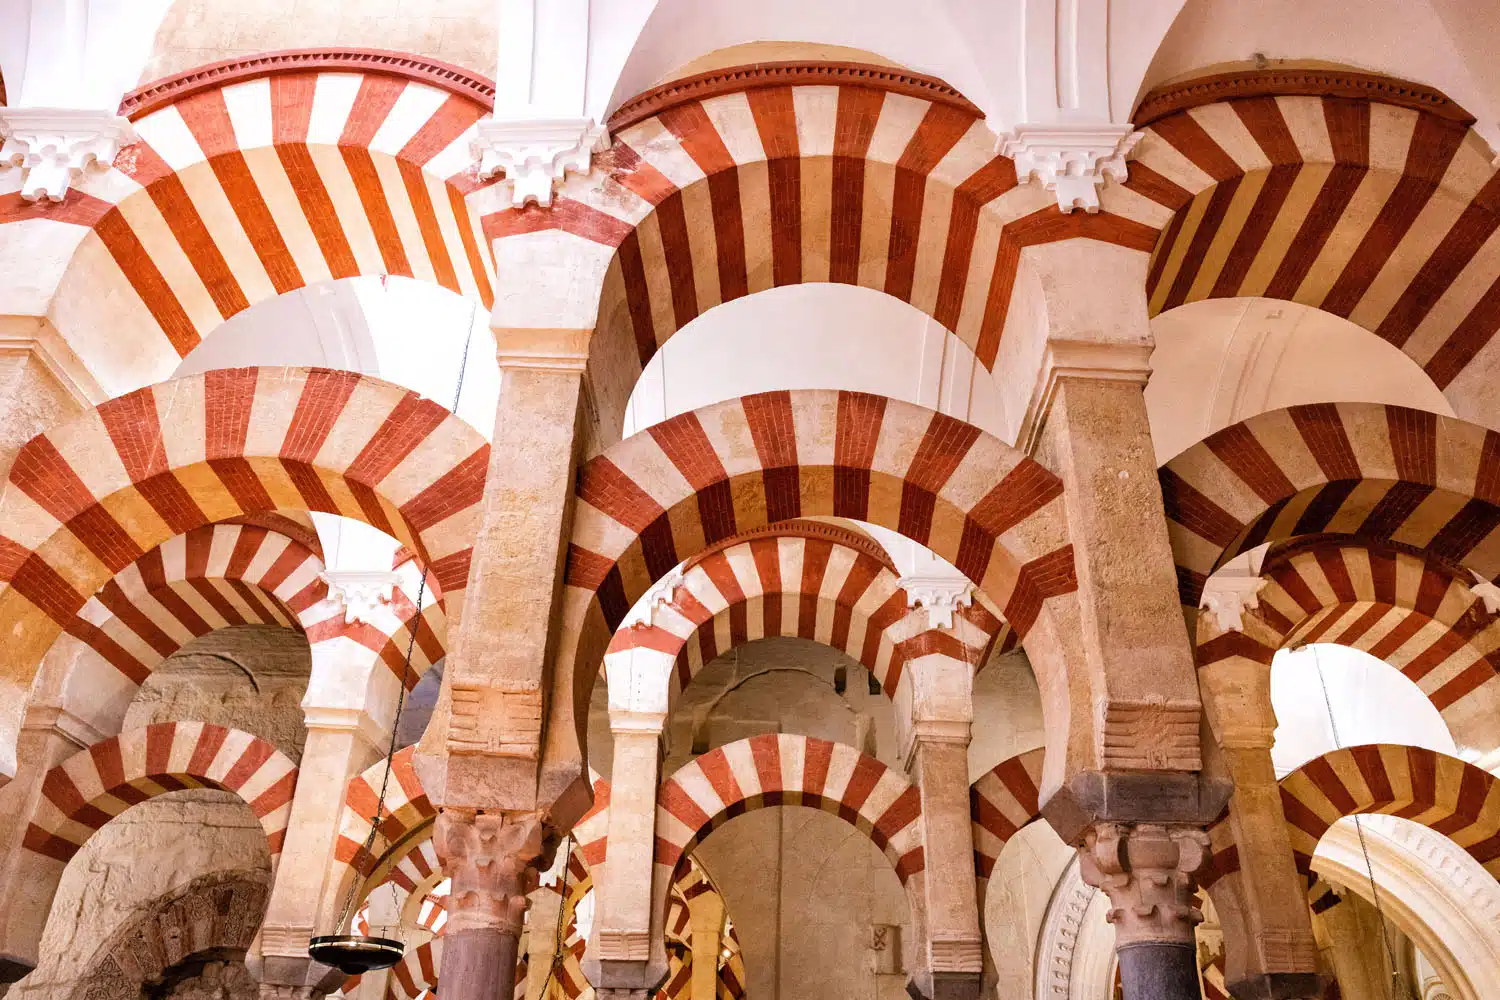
[1200,574,1270,634]
[898,575,975,630]
[0,107,136,203]
[999,123,1142,214]
[1470,570,1500,615]
[473,116,608,208]
[604,645,673,733]
[318,569,399,625]
[640,565,686,626]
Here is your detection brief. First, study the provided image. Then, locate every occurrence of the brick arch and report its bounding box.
[1207,744,1500,888]
[1196,539,1500,751]
[559,390,1076,818]
[654,733,924,882]
[1127,69,1500,413]
[14,63,496,396]
[606,530,1009,712]
[1159,403,1500,609]
[970,747,1045,881]
[24,722,297,865]
[0,366,487,781]
[335,745,434,880]
[483,62,1159,433]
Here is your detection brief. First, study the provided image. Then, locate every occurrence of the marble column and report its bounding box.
[1199,649,1324,1000]
[1078,823,1211,1000]
[254,705,384,994]
[435,808,551,1000]
[898,648,983,1000]
[686,890,724,1000]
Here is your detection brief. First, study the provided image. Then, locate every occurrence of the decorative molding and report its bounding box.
[898,575,975,630]
[473,117,607,208]
[119,47,496,121]
[0,107,136,202]
[447,683,543,757]
[21,703,107,750]
[597,928,652,962]
[1098,697,1202,770]
[1035,856,1098,1000]
[494,326,592,373]
[999,123,1142,214]
[1134,68,1475,128]
[928,934,983,974]
[607,61,983,132]
[1017,337,1154,455]
[686,519,895,572]
[318,569,398,625]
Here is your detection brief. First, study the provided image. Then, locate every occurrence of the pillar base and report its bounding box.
[1226,971,1325,1000]
[1117,942,1200,1000]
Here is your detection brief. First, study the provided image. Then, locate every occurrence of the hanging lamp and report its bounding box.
[310,288,477,975]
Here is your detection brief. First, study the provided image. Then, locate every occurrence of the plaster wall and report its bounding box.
[143,0,496,83]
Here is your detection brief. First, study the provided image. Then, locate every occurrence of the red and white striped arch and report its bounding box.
[23,722,297,865]
[562,391,1075,803]
[654,733,924,883]
[1159,403,1500,608]
[335,745,434,879]
[302,559,449,694]
[606,525,1008,710]
[480,63,1161,429]
[1206,744,1500,886]
[12,61,496,396]
[0,366,487,777]
[1126,72,1500,416]
[970,747,1045,881]
[1196,539,1500,751]
[65,523,323,687]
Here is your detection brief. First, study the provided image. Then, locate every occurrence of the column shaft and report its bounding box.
[911,739,982,994]
[596,728,660,963]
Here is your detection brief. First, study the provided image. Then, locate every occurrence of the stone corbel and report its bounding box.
[999,123,1142,214]
[898,576,974,630]
[318,569,399,625]
[0,107,136,203]
[640,565,686,627]
[1199,545,1272,634]
[473,117,608,208]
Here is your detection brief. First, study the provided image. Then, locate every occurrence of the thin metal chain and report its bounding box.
[540,834,575,997]
[334,291,477,933]
[1310,645,1410,999]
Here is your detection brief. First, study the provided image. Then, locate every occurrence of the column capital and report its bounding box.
[0,107,135,203]
[473,117,608,208]
[1078,822,1210,948]
[317,569,399,626]
[999,123,1141,214]
[435,808,555,937]
[1016,336,1154,454]
[897,575,975,630]
[493,327,591,374]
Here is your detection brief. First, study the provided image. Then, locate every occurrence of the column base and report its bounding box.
[1227,971,1326,1000]
[443,927,521,1000]
[1117,942,1200,1000]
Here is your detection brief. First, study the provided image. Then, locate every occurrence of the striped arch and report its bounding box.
[654,733,924,882]
[1196,539,1500,751]
[24,722,297,864]
[335,746,434,880]
[376,924,590,1000]
[303,558,449,693]
[1127,70,1500,416]
[62,522,322,686]
[22,60,496,396]
[480,62,1160,431]
[0,366,487,779]
[562,390,1075,815]
[970,747,1045,881]
[606,523,1009,711]
[1159,403,1500,608]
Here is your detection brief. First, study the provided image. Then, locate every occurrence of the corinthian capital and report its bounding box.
[435,808,556,936]
[1078,823,1210,947]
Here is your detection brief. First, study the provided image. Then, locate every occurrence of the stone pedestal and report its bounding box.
[435,809,552,1000]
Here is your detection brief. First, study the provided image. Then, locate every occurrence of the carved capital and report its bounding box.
[999,123,1141,213]
[0,107,135,202]
[317,569,398,625]
[898,575,974,630]
[435,809,555,936]
[1078,823,1210,948]
[473,116,608,208]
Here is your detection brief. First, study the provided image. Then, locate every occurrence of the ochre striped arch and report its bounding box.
[301,558,449,693]
[654,733,924,882]
[1195,539,1500,751]
[606,527,1008,709]
[0,367,487,778]
[1208,744,1500,886]
[24,722,298,863]
[970,747,1045,880]
[64,522,323,687]
[479,62,1160,430]
[1159,403,1500,607]
[335,746,433,878]
[1127,70,1500,415]
[16,60,496,396]
[560,390,1075,813]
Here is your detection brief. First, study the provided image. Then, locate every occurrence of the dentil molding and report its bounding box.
[0,107,136,202]
[999,123,1142,214]
[473,117,608,208]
